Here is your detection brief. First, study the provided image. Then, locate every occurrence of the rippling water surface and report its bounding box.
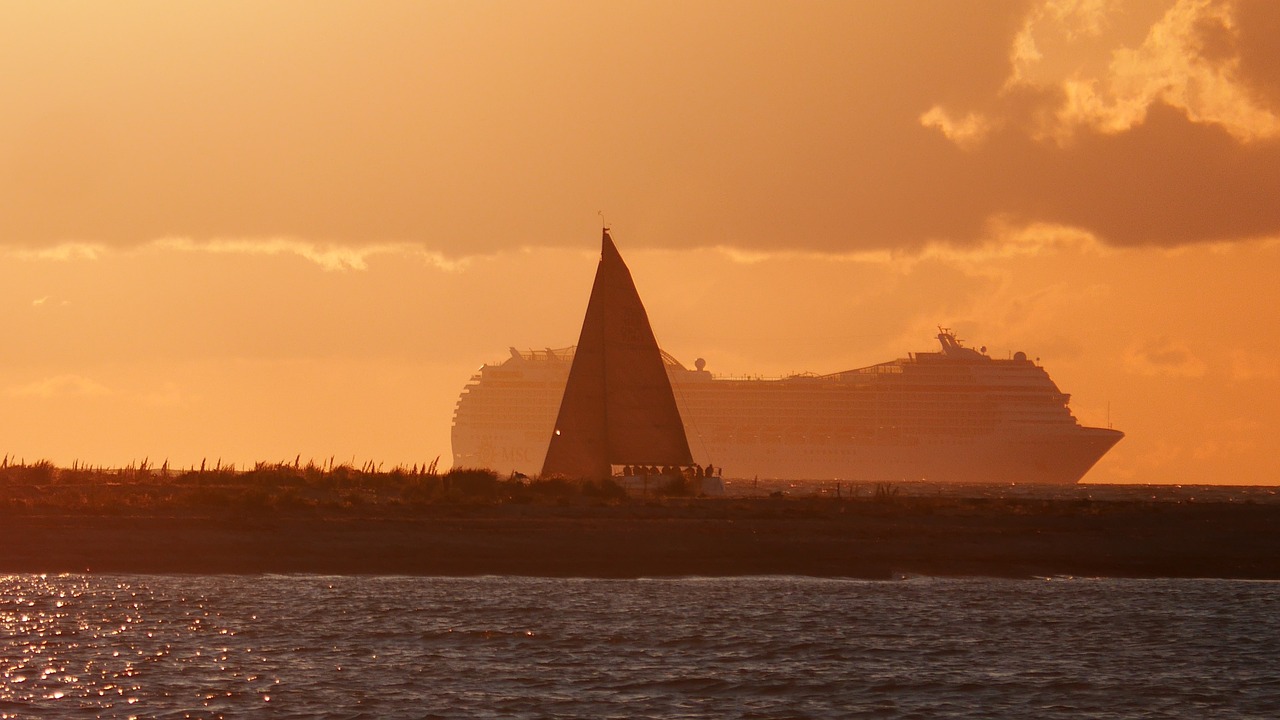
[2,575,1277,719]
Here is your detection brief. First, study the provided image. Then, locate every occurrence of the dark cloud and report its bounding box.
[1125,336,1206,378]
[0,1,1027,255]
[710,95,1280,252]
[828,0,1280,251]
[5,1,1277,255]
[1034,103,1280,246]
[922,92,1280,248]
[1235,0,1280,111]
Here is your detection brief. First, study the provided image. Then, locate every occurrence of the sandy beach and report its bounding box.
[6,496,1278,578]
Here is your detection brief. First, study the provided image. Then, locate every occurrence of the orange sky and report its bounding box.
[3,0,1278,484]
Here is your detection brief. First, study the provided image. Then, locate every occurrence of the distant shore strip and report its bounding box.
[4,460,1278,579]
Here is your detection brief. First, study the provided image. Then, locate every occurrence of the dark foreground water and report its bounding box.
[2,575,1277,719]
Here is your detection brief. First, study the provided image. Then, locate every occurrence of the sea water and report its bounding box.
[2,574,1277,719]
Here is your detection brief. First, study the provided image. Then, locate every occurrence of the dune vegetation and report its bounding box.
[0,455,661,514]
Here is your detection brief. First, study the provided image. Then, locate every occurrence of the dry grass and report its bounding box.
[0,457,634,513]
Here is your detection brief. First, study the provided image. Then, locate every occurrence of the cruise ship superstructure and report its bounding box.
[451,330,1123,484]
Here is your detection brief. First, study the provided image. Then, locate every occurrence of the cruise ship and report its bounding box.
[451,330,1123,484]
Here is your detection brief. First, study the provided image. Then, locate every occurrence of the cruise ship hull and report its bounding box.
[454,421,1122,485]
[684,426,1124,484]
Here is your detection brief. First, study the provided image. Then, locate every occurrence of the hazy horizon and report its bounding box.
[3,1,1279,484]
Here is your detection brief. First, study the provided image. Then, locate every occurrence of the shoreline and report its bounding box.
[7,496,1279,579]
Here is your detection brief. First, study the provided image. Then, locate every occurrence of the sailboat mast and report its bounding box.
[598,228,610,475]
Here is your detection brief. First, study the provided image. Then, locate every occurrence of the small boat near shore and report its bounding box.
[540,228,723,495]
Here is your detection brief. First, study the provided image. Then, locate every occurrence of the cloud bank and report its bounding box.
[0,1,1276,256]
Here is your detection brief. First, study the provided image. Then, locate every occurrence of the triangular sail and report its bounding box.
[541,229,694,479]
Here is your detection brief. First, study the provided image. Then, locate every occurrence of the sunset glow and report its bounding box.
[3,0,1278,484]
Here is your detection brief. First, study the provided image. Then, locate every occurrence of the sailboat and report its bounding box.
[541,228,722,495]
